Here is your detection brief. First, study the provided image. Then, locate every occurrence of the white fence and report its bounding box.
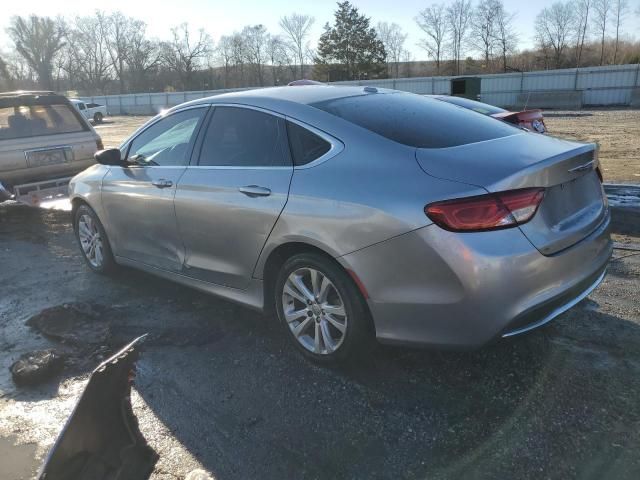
[81,64,640,115]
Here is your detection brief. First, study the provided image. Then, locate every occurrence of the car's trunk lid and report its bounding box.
[415,133,607,255]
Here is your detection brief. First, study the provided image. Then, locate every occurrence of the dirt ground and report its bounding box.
[94,109,640,184]
[544,110,640,183]
[0,111,639,479]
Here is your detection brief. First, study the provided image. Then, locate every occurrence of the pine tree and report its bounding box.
[315,1,387,81]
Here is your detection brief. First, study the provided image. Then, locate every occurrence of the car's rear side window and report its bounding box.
[0,104,87,140]
[311,93,517,148]
[286,121,331,166]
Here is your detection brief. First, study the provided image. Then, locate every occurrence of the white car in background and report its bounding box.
[70,99,107,124]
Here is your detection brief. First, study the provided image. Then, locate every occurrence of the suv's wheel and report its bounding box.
[274,253,373,363]
[93,112,103,124]
[74,204,115,274]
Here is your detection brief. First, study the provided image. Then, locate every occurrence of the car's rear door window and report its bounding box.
[0,104,88,140]
[198,106,290,167]
[286,121,331,166]
[311,92,518,148]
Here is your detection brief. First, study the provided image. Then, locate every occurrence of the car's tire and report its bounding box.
[93,112,103,124]
[274,252,374,364]
[74,204,116,274]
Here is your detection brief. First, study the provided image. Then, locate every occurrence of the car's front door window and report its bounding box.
[127,108,206,166]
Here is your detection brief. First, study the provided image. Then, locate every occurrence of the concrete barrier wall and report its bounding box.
[516,91,583,109]
[80,64,640,113]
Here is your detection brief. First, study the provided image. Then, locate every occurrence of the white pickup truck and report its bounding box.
[70,99,107,124]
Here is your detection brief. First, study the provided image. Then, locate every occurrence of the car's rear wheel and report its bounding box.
[93,112,103,124]
[274,253,373,363]
[74,204,115,274]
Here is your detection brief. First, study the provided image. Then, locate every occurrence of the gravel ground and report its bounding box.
[1,109,639,479]
[0,201,639,479]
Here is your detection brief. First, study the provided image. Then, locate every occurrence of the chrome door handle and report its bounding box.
[238,185,271,197]
[151,179,173,188]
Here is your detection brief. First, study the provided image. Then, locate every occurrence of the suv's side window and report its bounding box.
[127,108,206,167]
[286,121,332,166]
[198,107,290,167]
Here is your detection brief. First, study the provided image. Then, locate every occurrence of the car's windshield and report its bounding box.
[311,92,518,148]
[0,103,87,140]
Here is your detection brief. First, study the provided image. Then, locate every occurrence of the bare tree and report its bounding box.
[66,15,113,93]
[127,35,161,92]
[242,25,269,86]
[573,0,592,67]
[472,0,500,71]
[96,11,149,93]
[535,2,575,68]
[612,0,629,63]
[7,15,66,89]
[446,0,473,75]
[216,36,234,88]
[279,13,315,78]
[266,35,289,85]
[161,23,211,90]
[493,2,518,72]
[593,0,613,64]
[377,22,408,78]
[415,3,448,74]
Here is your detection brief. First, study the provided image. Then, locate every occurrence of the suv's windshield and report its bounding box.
[0,103,88,140]
[312,92,517,148]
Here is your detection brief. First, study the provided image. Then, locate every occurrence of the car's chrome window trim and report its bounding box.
[120,102,344,171]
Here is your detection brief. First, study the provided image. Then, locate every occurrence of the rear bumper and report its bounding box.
[339,210,612,349]
[0,158,95,191]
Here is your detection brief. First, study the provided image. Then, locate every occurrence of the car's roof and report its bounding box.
[184,85,396,109]
[0,90,57,98]
[0,91,71,108]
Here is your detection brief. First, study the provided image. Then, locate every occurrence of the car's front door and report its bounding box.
[174,105,293,289]
[101,107,208,272]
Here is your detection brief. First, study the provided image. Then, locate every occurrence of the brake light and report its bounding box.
[96,138,104,150]
[425,188,545,232]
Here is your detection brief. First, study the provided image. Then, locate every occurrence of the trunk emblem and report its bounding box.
[568,160,595,173]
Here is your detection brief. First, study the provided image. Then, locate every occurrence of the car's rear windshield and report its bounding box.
[0,103,88,140]
[435,96,507,115]
[311,92,517,148]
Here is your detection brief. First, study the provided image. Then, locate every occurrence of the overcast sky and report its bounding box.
[1,0,639,57]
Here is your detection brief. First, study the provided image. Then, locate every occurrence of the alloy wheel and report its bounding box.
[281,267,348,355]
[78,214,104,268]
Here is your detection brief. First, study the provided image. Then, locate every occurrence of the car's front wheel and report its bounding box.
[274,253,373,363]
[74,204,116,274]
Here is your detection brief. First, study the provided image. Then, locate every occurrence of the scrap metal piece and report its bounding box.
[38,335,158,480]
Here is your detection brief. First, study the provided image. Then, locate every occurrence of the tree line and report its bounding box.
[1,0,638,95]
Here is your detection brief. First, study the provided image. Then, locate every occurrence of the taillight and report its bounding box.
[425,188,545,232]
[96,138,104,150]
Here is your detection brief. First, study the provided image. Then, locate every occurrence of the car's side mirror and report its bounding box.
[94,148,126,167]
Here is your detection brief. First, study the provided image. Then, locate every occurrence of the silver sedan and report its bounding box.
[69,86,612,363]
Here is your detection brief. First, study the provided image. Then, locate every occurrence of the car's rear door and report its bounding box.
[101,106,208,272]
[174,105,293,289]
